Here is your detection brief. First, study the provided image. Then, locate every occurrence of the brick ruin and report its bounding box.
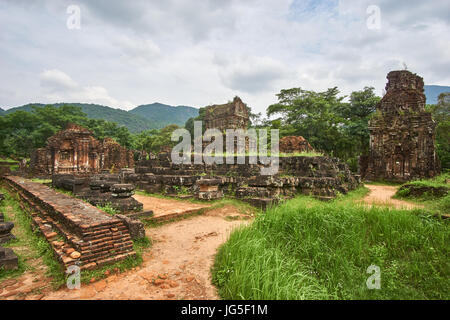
[3,176,139,271]
[30,123,134,176]
[52,173,144,214]
[204,96,249,131]
[122,154,360,209]
[360,70,440,181]
[279,136,314,154]
[0,192,18,270]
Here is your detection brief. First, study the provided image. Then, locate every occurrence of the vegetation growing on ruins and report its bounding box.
[97,203,120,216]
[212,189,449,300]
[0,186,151,286]
[1,87,448,173]
[394,173,450,215]
[265,87,380,171]
[0,187,65,286]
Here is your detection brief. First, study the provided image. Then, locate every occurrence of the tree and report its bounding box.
[267,87,351,158]
[428,92,450,169]
[266,86,380,170]
[0,104,135,159]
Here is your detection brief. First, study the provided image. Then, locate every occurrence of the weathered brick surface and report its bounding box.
[3,176,136,271]
[361,70,440,181]
[204,96,249,131]
[279,136,314,154]
[128,155,360,207]
[29,123,134,176]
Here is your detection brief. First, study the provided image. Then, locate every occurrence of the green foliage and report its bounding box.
[404,172,449,189]
[0,187,65,286]
[0,105,135,158]
[97,203,120,215]
[266,87,380,171]
[130,103,198,128]
[427,93,450,170]
[213,190,449,300]
[394,173,450,214]
[2,102,197,133]
[133,124,181,154]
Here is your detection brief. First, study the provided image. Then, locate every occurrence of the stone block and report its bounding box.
[115,214,145,240]
[0,246,18,270]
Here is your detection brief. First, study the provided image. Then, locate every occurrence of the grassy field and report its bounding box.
[212,188,449,300]
[394,172,449,215]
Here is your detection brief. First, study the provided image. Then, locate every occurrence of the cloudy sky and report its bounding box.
[1,0,449,114]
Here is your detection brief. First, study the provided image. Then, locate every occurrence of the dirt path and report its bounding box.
[362,184,422,210]
[41,204,251,300]
[133,194,211,219]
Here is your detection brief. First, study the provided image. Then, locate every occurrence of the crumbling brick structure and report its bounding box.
[126,154,361,209]
[30,123,134,175]
[204,96,249,131]
[279,136,314,154]
[4,176,137,271]
[361,70,440,181]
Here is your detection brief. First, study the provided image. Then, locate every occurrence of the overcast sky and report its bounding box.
[1,0,449,114]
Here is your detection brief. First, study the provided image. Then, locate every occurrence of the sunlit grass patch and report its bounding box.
[213,190,449,300]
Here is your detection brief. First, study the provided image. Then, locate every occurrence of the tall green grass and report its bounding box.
[213,193,449,299]
[394,172,449,215]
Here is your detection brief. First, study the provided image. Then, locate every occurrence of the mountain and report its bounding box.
[424,85,450,105]
[0,107,4,115]
[130,103,199,127]
[1,102,198,132]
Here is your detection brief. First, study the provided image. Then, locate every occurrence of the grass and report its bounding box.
[79,236,151,284]
[212,188,449,300]
[402,172,449,189]
[135,188,258,215]
[0,157,19,163]
[96,203,120,215]
[394,172,449,215]
[0,185,152,288]
[0,186,65,286]
[31,178,52,184]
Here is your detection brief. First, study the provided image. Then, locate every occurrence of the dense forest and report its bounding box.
[2,102,198,133]
[0,88,448,172]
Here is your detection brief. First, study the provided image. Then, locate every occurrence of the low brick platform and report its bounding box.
[3,176,136,271]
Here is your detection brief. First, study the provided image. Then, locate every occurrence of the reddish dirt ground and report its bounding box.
[44,204,250,300]
[2,184,421,300]
[0,194,252,300]
[361,184,422,210]
[133,194,212,220]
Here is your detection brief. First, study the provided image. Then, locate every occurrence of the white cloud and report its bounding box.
[216,55,295,93]
[40,69,78,91]
[39,69,135,109]
[0,0,449,114]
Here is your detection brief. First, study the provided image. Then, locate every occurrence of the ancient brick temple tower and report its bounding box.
[204,96,249,131]
[361,70,440,181]
[30,123,134,175]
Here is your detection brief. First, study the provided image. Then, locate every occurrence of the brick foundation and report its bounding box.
[3,176,136,271]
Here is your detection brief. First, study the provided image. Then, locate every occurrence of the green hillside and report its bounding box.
[1,102,198,132]
[0,107,4,115]
[129,103,198,127]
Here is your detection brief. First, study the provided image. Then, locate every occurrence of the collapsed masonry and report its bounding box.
[360,70,440,181]
[0,193,18,270]
[30,123,134,176]
[204,96,249,131]
[52,173,144,213]
[121,154,360,209]
[3,176,137,271]
[279,136,314,154]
